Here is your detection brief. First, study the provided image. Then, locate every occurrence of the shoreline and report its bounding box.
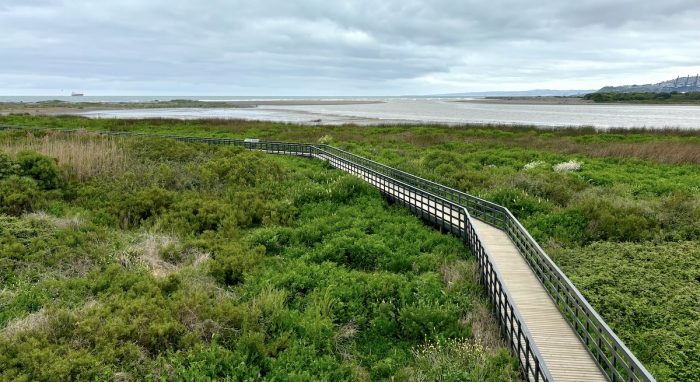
[0,99,383,115]
[456,96,594,105]
[457,96,700,106]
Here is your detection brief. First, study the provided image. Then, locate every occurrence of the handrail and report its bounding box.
[316,142,654,380]
[0,125,656,381]
[313,145,553,381]
[502,211,654,381]
[316,144,507,227]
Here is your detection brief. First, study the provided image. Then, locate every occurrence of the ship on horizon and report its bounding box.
[71,92,84,96]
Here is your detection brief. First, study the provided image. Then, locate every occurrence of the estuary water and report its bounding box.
[256,100,700,129]
[34,98,700,129]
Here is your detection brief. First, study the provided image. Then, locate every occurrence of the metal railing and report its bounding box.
[0,125,656,382]
[316,143,654,382]
[316,145,507,227]
[503,213,654,381]
[314,146,552,382]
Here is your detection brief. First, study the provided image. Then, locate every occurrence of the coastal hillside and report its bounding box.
[598,75,700,93]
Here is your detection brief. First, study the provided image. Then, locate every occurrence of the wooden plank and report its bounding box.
[472,220,607,381]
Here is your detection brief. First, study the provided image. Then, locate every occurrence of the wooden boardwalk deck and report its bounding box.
[319,152,607,381]
[472,220,606,382]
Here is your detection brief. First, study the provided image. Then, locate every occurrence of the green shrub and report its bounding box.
[452,168,492,192]
[486,188,554,217]
[527,209,588,244]
[552,241,700,381]
[0,176,41,215]
[200,148,284,189]
[329,176,377,203]
[0,153,19,179]
[209,244,265,286]
[311,232,387,270]
[513,171,588,206]
[576,198,657,242]
[398,301,464,340]
[657,191,700,240]
[16,151,64,190]
[400,338,519,381]
[156,344,250,381]
[160,196,233,234]
[126,138,205,162]
[159,242,183,264]
[114,186,175,228]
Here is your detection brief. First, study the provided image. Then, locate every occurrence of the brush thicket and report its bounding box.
[0,131,127,180]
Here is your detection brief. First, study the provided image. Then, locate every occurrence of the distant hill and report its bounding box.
[432,89,595,97]
[598,75,700,93]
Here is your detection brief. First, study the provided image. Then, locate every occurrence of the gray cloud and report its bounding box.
[1,0,699,95]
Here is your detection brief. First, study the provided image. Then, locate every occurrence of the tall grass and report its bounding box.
[4,114,700,164]
[0,131,127,180]
[525,139,700,165]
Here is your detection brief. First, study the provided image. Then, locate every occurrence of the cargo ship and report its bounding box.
[71,92,84,96]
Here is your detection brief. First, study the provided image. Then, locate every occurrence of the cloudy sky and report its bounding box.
[1,0,699,96]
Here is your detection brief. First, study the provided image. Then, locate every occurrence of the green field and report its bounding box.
[1,115,699,381]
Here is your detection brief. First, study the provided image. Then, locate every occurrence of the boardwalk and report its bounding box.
[319,152,607,381]
[473,221,606,381]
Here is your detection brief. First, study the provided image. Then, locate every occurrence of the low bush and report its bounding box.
[576,196,657,242]
[0,153,19,178]
[209,244,265,286]
[0,176,41,215]
[113,186,175,229]
[15,150,64,190]
[552,241,700,382]
[485,188,554,217]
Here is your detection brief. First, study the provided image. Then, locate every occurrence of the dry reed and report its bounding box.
[461,304,507,353]
[2,309,50,338]
[0,131,128,180]
[513,137,700,165]
[118,232,210,278]
[25,211,83,229]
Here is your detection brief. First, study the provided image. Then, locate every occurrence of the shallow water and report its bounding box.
[79,99,700,129]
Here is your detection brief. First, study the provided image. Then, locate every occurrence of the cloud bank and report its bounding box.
[1,0,699,95]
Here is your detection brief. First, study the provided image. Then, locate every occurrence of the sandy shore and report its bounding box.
[456,96,594,105]
[0,99,383,115]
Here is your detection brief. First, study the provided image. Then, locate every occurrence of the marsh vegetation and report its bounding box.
[1,115,699,381]
[0,128,517,381]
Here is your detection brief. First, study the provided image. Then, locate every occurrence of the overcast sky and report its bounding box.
[1,0,699,96]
